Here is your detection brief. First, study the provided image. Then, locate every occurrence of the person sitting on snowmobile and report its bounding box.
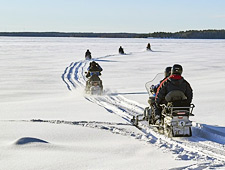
[86,61,103,78]
[154,64,193,125]
[150,66,172,94]
[85,61,103,92]
[147,66,171,122]
[146,43,151,51]
[119,46,125,54]
[85,49,92,60]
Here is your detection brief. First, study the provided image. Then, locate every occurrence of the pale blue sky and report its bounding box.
[0,0,225,33]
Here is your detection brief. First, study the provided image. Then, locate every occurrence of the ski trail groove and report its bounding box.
[27,119,146,141]
[62,60,88,90]
[61,62,74,90]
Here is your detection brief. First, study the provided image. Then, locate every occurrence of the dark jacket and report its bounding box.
[88,63,102,72]
[119,47,124,54]
[155,75,193,105]
[151,77,167,94]
[85,50,91,56]
[86,63,103,78]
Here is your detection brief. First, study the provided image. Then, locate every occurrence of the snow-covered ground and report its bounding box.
[0,37,225,170]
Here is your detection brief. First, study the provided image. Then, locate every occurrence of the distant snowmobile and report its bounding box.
[85,49,92,60]
[131,73,195,137]
[85,71,103,95]
[146,43,152,51]
[119,46,125,54]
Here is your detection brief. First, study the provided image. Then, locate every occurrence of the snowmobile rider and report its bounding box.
[146,43,151,51]
[86,61,103,78]
[150,66,172,94]
[154,64,193,125]
[85,49,92,59]
[119,46,125,54]
[148,66,171,122]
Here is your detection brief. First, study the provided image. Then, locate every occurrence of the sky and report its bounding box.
[0,0,225,33]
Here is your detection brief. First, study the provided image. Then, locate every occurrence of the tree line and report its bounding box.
[0,30,225,39]
[0,32,145,38]
[148,30,225,39]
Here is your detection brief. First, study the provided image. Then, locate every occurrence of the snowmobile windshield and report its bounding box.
[145,73,164,96]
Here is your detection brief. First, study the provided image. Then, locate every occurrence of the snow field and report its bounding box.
[0,37,225,170]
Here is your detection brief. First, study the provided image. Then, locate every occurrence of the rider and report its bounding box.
[146,43,151,51]
[147,66,171,122]
[150,66,172,94]
[154,64,193,125]
[86,61,103,91]
[86,61,103,78]
[85,49,92,59]
[119,46,125,54]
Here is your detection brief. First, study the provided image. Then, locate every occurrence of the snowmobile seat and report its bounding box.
[89,74,101,81]
[165,90,190,107]
[165,90,187,103]
[164,90,191,115]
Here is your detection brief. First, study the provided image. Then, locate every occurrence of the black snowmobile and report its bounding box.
[85,50,92,60]
[146,43,152,51]
[85,71,103,95]
[119,46,125,54]
[131,73,195,137]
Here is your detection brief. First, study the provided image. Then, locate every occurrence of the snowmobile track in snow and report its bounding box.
[61,57,225,169]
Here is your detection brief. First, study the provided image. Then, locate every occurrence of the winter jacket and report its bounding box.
[85,51,91,57]
[119,47,124,54]
[86,63,103,78]
[151,77,167,94]
[155,75,193,105]
[88,63,102,72]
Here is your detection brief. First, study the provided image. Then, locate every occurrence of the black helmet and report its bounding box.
[164,66,172,77]
[171,64,183,75]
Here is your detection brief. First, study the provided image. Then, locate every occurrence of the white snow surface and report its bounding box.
[0,37,225,170]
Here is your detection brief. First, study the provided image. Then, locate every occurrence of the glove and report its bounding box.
[150,85,155,93]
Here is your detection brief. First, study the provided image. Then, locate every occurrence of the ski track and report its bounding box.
[59,55,225,169]
[62,60,87,90]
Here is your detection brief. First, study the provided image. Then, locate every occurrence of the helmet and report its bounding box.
[171,64,183,75]
[164,66,172,77]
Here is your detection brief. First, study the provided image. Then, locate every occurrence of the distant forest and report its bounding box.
[1,30,225,39]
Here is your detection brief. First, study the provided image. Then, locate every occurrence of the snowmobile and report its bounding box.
[131,73,195,137]
[85,71,103,95]
[85,50,92,60]
[146,43,152,51]
[85,53,92,60]
[119,47,125,54]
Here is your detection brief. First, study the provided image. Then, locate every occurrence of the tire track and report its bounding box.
[61,62,74,91]
[62,60,88,90]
